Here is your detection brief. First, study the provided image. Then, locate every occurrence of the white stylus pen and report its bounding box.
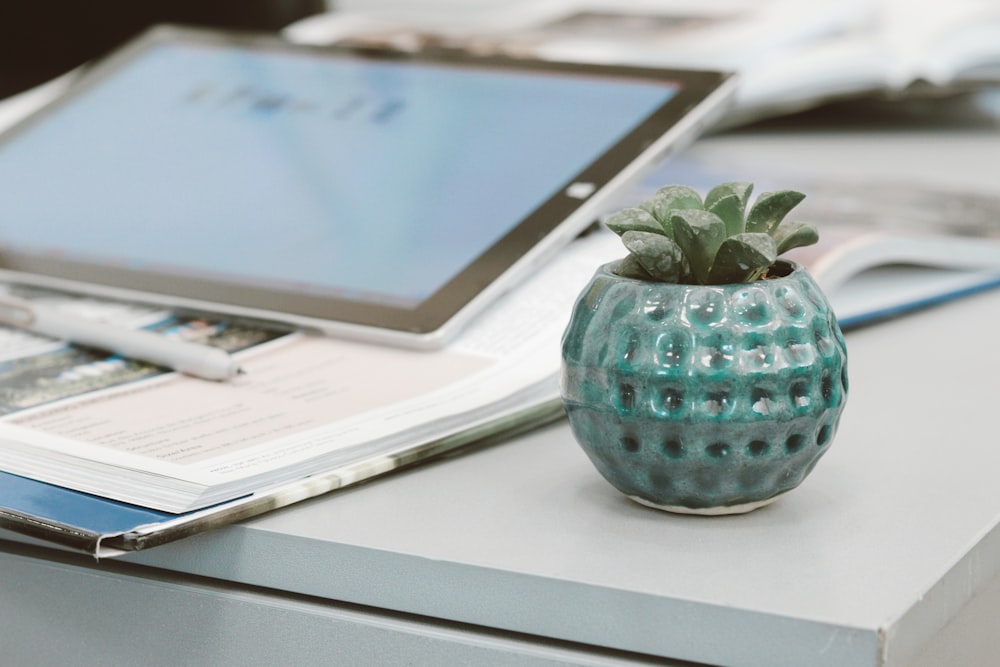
[0,296,244,381]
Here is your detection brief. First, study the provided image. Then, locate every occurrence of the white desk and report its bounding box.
[2,109,1000,666]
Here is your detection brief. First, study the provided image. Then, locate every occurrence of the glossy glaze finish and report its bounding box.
[561,261,848,513]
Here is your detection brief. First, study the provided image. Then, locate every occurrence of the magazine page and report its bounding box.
[631,153,1000,326]
[284,0,882,124]
[286,0,1000,125]
[882,0,1000,89]
[291,0,873,60]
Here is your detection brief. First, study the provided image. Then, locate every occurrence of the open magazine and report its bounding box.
[286,0,1000,125]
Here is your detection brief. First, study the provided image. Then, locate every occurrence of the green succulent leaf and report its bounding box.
[706,192,746,237]
[615,253,655,280]
[708,233,778,284]
[651,184,703,211]
[670,209,726,285]
[601,181,820,285]
[705,182,753,213]
[772,219,820,254]
[644,185,703,234]
[746,190,806,235]
[620,230,686,282]
[604,207,665,236]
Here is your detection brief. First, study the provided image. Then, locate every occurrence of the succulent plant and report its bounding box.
[604,182,819,285]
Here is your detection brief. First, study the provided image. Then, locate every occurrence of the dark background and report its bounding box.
[0,1,326,99]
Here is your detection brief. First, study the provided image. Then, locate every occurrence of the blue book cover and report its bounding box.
[0,307,288,555]
[0,470,175,554]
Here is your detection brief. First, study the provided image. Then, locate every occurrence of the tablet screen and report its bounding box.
[0,26,735,345]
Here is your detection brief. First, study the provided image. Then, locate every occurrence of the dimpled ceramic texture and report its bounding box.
[561,261,848,514]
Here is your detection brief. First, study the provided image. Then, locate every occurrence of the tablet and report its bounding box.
[0,25,736,348]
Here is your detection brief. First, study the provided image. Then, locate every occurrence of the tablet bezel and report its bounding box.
[0,25,737,348]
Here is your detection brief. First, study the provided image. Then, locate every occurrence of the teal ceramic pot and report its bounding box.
[561,260,848,514]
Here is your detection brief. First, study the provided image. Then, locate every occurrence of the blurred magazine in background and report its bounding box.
[631,154,1000,328]
[286,0,1000,126]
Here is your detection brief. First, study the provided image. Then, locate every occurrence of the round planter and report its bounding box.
[560,260,848,514]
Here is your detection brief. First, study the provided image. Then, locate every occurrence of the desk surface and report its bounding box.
[5,107,1000,666]
[112,286,999,667]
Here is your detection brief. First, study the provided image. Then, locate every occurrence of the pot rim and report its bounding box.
[597,258,804,286]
